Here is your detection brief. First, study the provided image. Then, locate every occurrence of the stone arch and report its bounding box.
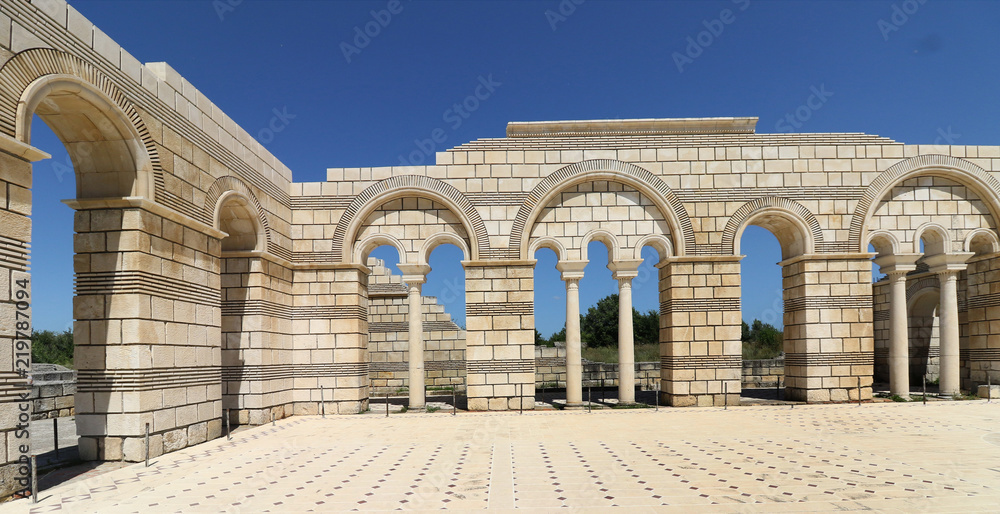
[529,236,568,262]
[723,197,822,259]
[509,159,692,258]
[965,228,1000,256]
[867,230,901,257]
[331,175,488,263]
[580,229,621,263]
[418,232,471,266]
[2,48,162,199]
[850,155,1000,252]
[214,191,263,252]
[354,233,407,264]
[913,222,951,256]
[632,234,674,261]
[205,176,272,250]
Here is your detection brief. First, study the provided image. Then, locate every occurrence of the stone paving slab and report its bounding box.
[4,402,1000,512]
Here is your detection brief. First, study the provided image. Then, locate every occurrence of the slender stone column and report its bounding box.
[925,253,972,398]
[398,264,431,409]
[557,261,587,408]
[609,260,642,405]
[874,254,919,399]
[887,271,910,398]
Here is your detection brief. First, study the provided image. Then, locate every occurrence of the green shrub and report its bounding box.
[31,330,73,368]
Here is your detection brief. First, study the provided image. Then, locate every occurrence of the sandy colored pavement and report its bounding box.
[4,401,1000,513]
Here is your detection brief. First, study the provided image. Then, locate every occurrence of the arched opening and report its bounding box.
[422,243,467,410]
[365,244,409,412]
[738,226,785,402]
[21,76,157,462]
[532,245,565,406]
[908,288,941,387]
[216,193,261,252]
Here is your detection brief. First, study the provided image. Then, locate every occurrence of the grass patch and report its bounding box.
[398,406,408,413]
[426,405,440,413]
[582,343,659,363]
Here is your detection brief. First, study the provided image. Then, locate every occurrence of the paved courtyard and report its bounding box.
[6,401,1000,513]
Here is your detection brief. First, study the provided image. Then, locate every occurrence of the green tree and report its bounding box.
[741,319,783,360]
[31,330,74,368]
[634,309,659,345]
[549,326,566,343]
[580,294,620,347]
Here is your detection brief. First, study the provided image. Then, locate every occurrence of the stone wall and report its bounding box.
[30,364,75,420]
[367,259,466,394]
[741,357,784,388]
[533,346,661,389]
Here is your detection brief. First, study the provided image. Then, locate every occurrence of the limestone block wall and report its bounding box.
[782,255,873,402]
[741,358,785,388]
[30,364,75,420]
[659,257,742,407]
[290,266,369,415]
[465,263,534,410]
[71,202,224,462]
[221,255,294,425]
[966,254,1000,387]
[534,346,566,387]
[366,259,466,393]
[873,279,890,382]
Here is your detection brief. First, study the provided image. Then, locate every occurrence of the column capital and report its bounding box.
[608,259,643,280]
[397,263,431,285]
[556,260,588,281]
[924,252,974,274]
[873,253,921,275]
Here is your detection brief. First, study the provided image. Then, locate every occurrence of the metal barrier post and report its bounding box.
[320,386,326,418]
[723,382,727,410]
[857,376,862,406]
[226,409,231,440]
[923,376,927,405]
[53,417,59,460]
[144,423,150,467]
[31,455,37,504]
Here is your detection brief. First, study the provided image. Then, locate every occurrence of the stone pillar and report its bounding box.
[965,253,1000,389]
[609,260,642,405]
[291,264,370,415]
[397,264,430,410]
[0,138,45,498]
[464,261,535,411]
[221,254,295,425]
[782,254,874,403]
[557,261,587,408]
[873,255,920,398]
[659,256,742,407]
[67,198,226,462]
[925,253,972,396]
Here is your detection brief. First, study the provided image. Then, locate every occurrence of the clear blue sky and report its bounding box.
[28,0,1000,336]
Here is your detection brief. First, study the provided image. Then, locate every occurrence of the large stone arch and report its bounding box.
[331,175,488,262]
[509,159,692,258]
[205,176,273,251]
[722,196,823,258]
[850,155,1000,252]
[1,48,162,199]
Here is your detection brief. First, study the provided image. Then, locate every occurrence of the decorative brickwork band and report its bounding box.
[369,321,461,333]
[874,310,890,321]
[369,361,465,372]
[968,292,1000,309]
[965,349,1000,361]
[0,373,29,401]
[465,193,529,206]
[466,359,535,374]
[674,186,868,203]
[78,367,221,392]
[369,283,407,295]
[466,302,533,316]
[289,196,354,210]
[76,270,221,307]
[784,352,874,367]
[221,300,365,320]
[535,357,566,367]
[0,234,29,271]
[661,355,741,370]
[912,347,941,359]
[221,363,369,381]
[660,298,740,314]
[784,295,872,312]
